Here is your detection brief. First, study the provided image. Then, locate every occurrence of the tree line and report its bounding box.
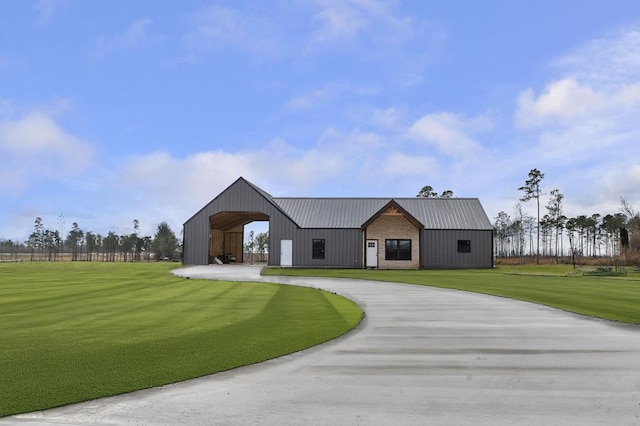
[3,173,639,265]
[494,168,640,264]
[417,171,640,265]
[0,218,180,262]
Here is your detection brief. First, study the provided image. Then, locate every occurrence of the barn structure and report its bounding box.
[182,177,494,269]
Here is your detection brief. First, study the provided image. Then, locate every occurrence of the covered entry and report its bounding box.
[209,211,269,264]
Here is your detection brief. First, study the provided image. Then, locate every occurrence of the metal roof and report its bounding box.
[395,198,494,230]
[272,198,390,228]
[272,197,493,230]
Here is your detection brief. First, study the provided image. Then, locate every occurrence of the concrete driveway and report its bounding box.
[4,265,640,425]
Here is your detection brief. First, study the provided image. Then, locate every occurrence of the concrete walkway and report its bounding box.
[4,265,640,425]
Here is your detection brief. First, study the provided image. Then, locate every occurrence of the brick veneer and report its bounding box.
[366,214,420,269]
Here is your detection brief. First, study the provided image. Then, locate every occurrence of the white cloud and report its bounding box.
[182,6,283,61]
[308,0,413,48]
[516,78,640,129]
[554,27,640,88]
[515,26,640,135]
[285,88,333,111]
[105,121,470,233]
[282,82,379,113]
[370,107,404,129]
[117,151,253,209]
[32,0,69,27]
[409,112,489,161]
[516,79,602,128]
[0,111,94,190]
[510,25,640,209]
[179,0,444,82]
[381,153,438,177]
[304,0,448,87]
[309,0,372,45]
[603,164,640,201]
[92,18,154,58]
[110,127,406,218]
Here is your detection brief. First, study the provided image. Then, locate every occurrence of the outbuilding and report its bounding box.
[182,177,494,269]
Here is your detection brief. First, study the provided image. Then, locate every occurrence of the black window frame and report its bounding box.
[458,239,471,253]
[312,239,325,259]
[385,239,412,261]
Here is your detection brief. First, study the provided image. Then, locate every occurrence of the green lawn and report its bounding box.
[263,265,640,323]
[0,262,363,417]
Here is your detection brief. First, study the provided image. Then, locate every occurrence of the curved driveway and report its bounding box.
[4,265,640,425]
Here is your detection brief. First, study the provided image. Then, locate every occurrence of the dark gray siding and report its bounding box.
[266,208,299,266]
[183,178,296,265]
[422,229,493,269]
[184,178,494,269]
[291,228,362,268]
[267,216,363,268]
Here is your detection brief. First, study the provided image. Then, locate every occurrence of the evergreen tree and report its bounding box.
[152,222,178,260]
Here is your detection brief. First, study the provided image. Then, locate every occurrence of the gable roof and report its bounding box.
[361,199,424,230]
[271,197,493,230]
[272,198,389,228]
[186,177,493,231]
[395,198,493,230]
[184,177,289,226]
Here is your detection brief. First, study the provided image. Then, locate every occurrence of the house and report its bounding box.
[182,177,494,269]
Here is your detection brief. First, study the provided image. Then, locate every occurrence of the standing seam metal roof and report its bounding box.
[271,197,493,230]
[272,198,390,228]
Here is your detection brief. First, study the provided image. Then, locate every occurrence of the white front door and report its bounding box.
[280,239,293,267]
[366,239,378,268]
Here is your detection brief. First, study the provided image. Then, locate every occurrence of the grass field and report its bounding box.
[263,265,640,324]
[0,262,363,417]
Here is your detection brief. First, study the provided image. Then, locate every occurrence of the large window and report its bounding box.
[458,239,471,253]
[385,239,411,260]
[312,239,325,259]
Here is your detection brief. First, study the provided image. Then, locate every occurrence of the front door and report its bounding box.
[366,239,378,268]
[280,239,293,267]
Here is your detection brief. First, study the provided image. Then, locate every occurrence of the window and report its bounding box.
[385,239,411,260]
[312,239,325,259]
[458,240,471,253]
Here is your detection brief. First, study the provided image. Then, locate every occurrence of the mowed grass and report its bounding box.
[0,262,362,417]
[263,265,640,323]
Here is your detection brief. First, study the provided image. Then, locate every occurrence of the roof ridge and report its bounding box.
[273,196,478,200]
[239,177,274,199]
[273,196,393,200]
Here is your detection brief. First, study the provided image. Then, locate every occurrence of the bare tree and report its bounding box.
[493,211,511,257]
[545,189,564,259]
[518,168,544,263]
[514,202,531,263]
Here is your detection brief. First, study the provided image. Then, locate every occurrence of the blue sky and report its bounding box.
[2,0,640,240]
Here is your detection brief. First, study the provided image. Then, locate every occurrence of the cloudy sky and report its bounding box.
[2,0,640,240]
